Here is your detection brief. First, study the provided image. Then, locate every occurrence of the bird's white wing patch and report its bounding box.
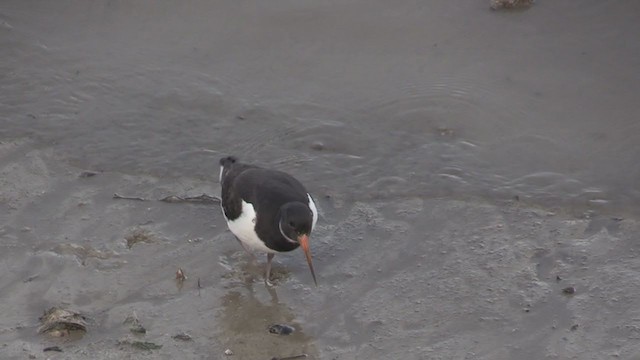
[308,193,318,231]
[227,200,275,253]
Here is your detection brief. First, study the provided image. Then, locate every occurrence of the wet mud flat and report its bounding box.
[2,0,640,358]
[1,141,640,360]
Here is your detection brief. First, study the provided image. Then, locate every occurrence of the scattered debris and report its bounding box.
[125,229,154,248]
[160,194,221,204]
[53,243,114,260]
[224,348,234,356]
[570,324,579,331]
[24,274,39,283]
[436,127,455,137]
[176,268,187,282]
[43,346,63,352]
[123,311,146,334]
[271,354,308,360]
[268,324,295,335]
[38,307,87,337]
[79,171,99,178]
[114,192,220,203]
[129,324,146,335]
[158,194,220,204]
[113,193,147,201]
[114,190,223,208]
[562,286,576,295]
[197,277,202,289]
[117,338,162,350]
[127,320,146,334]
[172,332,193,341]
[490,0,534,10]
[556,275,562,282]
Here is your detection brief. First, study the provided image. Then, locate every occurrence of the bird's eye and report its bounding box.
[289,221,295,227]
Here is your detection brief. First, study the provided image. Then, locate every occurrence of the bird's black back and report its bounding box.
[220,156,310,252]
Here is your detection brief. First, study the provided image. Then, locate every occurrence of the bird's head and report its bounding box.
[278,202,317,286]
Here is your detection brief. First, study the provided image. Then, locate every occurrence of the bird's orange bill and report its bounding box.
[298,234,317,286]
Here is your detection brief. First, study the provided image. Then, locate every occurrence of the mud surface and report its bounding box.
[1,1,640,359]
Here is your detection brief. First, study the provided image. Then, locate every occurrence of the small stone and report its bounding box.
[224,349,234,356]
[562,286,576,295]
[268,324,295,335]
[310,141,324,151]
[79,171,98,178]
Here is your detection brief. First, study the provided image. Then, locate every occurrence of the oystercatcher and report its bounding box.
[219,156,318,286]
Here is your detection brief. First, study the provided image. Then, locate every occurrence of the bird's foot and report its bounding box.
[264,278,275,287]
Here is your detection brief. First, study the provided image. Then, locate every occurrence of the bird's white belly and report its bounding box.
[308,193,318,231]
[226,200,276,254]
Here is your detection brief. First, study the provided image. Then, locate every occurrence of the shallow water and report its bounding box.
[3,0,639,213]
[1,1,640,359]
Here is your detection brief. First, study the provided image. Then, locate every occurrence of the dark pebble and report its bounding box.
[562,286,576,295]
[268,324,295,335]
[310,141,324,151]
[79,171,98,178]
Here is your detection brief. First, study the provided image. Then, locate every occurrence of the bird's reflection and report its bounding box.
[216,258,318,359]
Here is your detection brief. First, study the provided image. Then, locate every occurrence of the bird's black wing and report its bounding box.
[220,156,257,221]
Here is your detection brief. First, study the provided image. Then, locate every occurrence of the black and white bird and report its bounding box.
[219,156,318,286]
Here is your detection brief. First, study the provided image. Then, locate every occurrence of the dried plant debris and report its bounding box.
[125,228,154,248]
[117,338,163,351]
[271,355,308,360]
[123,312,146,335]
[160,194,221,204]
[79,171,99,178]
[176,268,187,282]
[38,307,87,337]
[268,324,295,335]
[43,346,63,352]
[53,243,114,260]
[490,0,534,10]
[172,332,193,341]
[114,193,220,203]
[113,193,147,201]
